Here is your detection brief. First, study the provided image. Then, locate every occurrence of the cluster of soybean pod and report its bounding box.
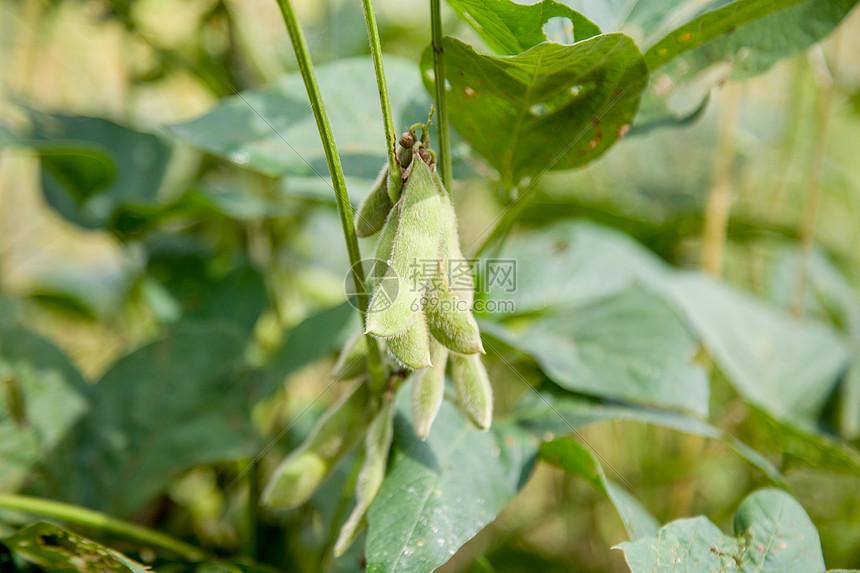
[262,118,491,557]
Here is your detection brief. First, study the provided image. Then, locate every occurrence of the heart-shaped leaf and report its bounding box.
[420,35,647,186]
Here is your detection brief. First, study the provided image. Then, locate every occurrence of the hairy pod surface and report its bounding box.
[355,165,393,238]
[411,339,448,440]
[435,191,475,308]
[450,352,493,430]
[373,205,400,269]
[331,331,368,381]
[366,156,444,338]
[385,312,432,369]
[262,382,371,509]
[333,397,395,557]
[424,266,483,355]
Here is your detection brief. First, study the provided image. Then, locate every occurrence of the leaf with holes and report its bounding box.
[2,521,148,573]
[420,34,647,186]
[445,0,600,55]
[618,489,826,572]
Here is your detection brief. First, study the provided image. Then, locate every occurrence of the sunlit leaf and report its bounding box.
[445,0,600,55]
[618,489,826,572]
[420,35,647,185]
[169,56,428,179]
[483,287,710,416]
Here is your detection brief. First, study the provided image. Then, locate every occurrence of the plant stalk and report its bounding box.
[430,0,453,192]
[275,0,386,391]
[360,0,403,200]
[792,42,839,318]
[701,82,741,277]
[0,494,207,561]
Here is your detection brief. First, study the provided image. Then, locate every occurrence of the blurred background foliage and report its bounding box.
[1,0,860,571]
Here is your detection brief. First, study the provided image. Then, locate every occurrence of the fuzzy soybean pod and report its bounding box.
[332,397,395,558]
[435,188,475,308]
[355,165,393,238]
[385,312,432,369]
[331,331,367,381]
[411,339,448,440]
[450,352,493,430]
[366,156,444,338]
[423,263,483,355]
[262,382,372,510]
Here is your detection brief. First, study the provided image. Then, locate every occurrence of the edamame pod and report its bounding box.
[435,191,475,308]
[262,383,371,509]
[332,397,395,557]
[423,266,483,355]
[355,165,393,238]
[411,339,448,440]
[366,156,444,338]
[450,352,493,430]
[385,312,432,369]
[331,331,367,381]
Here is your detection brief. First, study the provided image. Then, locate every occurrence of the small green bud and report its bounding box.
[411,339,448,440]
[366,156,444,338]
[356,165,393,238]
[450,353,493,430]
[262,383,372,509]
[331,331,367,381]
[385,312,432,369]
[333,397,395,557]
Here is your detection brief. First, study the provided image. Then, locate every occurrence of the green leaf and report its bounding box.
[2,521,148,573]
[0,306,89,490]
[560,0,857,128]
[169,56,427,179]
[512,393,783,485]
[365,380,539,573]
[483,287,709,416]
[666,273,852,424]
[259,303,359,398]
[42,324,258,516]
[30,113,171,233]
[639,0,858,127]
[191,264,268,336]
[768,248,860,440]
[540,438,659,540]
[618,489,826,572]
[744,405,860,474]
[483,221,666,314]
[419,35,647,185]
[445,0,600,55]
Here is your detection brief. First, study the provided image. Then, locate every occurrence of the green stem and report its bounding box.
[0,494,207,562]
[471,180,536,258]
[243,460,259,560]
[275,0,386,391]
[430,0,453,192]
[360,0,403,201]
